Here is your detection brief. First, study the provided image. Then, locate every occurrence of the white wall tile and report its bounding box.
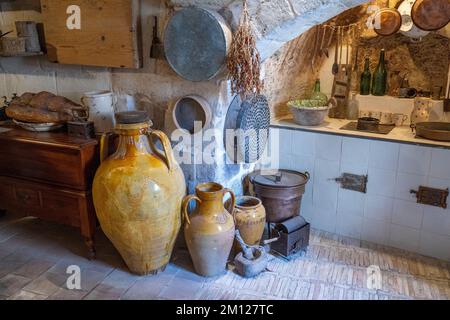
[369,140,399,171]
[336,212,363,239]
[388,224,420,252]
[427,177,450,190]
[361,218,390,245]
[430,148,450,180]
[290,155,315,176]
[280,154,294,171]
[290,154,315,205]
[315,134,342,161]
[312,206,337,233]
[419,231,450,261]
[398,144,431,176]
[291,131,316,157]
[395,173,428,202]
[278,129,292,156]
[341,137,370,167]
[422,206,450,236]
[392,200,424,229]
[364,195,393,222]
[313,158,340,211]
[301,200,314,223]
[314,158,340,183]
[313,182,339,212]
[340,160,368,176]
[367,168,396,197]
[337,189,365,217]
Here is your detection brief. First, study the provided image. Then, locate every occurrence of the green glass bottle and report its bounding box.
[360,58,371,95]
[371,49,387,96]
[310,79,328,106]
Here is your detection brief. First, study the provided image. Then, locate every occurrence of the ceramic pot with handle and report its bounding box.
[182,182,235,277]
[82,90,117,134]
[92,111,186,275]
[228,196,266,246]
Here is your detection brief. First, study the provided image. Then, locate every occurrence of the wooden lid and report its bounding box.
[412,0,450,31]
[373,8,403,36]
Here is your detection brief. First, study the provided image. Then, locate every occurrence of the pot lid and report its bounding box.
[116,111,150,124]
[249,170,309,188]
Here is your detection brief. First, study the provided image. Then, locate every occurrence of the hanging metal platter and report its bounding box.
[223,95,271,164]
[164,7,232,82]
[411,0,450,32]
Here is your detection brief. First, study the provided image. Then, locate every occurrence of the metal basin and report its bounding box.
[416,122,450,142]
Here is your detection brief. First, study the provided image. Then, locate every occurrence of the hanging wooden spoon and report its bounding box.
[323,25,334,58]
[332,27,339,75]
[318,25,327,58]
[345,27,350,76]
[339,27,344,73]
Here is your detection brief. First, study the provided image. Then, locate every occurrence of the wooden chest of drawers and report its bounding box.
[0,127,99,258]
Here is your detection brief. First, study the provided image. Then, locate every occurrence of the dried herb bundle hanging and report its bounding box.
[227,0,263,99]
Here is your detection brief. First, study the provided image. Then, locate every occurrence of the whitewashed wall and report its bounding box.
[274,127,450,261]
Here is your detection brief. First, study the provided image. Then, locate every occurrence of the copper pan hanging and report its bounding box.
[411,0,450,32]
[372,1,402,36]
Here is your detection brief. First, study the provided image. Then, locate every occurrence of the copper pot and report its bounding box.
[248,170,310,223]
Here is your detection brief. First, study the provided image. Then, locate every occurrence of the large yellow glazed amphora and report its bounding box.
[93,111,186,275]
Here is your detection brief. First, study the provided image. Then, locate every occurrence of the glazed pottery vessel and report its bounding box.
[183,183,235,277]
[231,196,266,246]
[93,111,186,275]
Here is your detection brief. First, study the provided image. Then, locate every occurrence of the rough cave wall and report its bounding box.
[0,0,368,193]
[265,0,450,120]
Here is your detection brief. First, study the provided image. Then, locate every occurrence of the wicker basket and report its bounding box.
[0,37,26,56]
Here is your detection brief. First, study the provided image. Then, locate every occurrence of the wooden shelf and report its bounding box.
[0,51,43,57]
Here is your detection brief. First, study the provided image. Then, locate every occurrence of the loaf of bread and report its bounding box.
[6,91,85,123]
[6,102,71,123]
[29,91,56,109]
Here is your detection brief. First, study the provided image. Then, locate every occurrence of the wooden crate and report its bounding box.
[40,0,141,69]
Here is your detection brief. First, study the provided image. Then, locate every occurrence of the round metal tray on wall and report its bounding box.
[411,0,450,32]
[398,0,430,40]
[223,95,271,164]
[164,7,232,82]
[372,7,402,36]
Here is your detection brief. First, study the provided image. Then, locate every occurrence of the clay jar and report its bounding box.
[183,183,236,277]
[93,111,186,275]
[231,196,266,246]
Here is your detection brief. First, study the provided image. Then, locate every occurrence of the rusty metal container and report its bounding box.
[270,216,310,258]
[248,170,310,223]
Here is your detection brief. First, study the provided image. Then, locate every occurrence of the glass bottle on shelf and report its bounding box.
[347,93,359,120]
[310,79,328,105]
[360,58,371,95]
[372,49,388,96]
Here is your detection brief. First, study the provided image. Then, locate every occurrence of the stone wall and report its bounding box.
[265,1,450,119]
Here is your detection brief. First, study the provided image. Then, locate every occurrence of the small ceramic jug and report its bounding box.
[183,183,235,277]
[82,90,117,134]
[411,97,431,128]
[230,196,266,246]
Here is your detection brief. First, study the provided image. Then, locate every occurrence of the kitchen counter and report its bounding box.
[272,116,450,150]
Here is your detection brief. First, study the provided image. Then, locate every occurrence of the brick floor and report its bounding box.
[0,216,449,300]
